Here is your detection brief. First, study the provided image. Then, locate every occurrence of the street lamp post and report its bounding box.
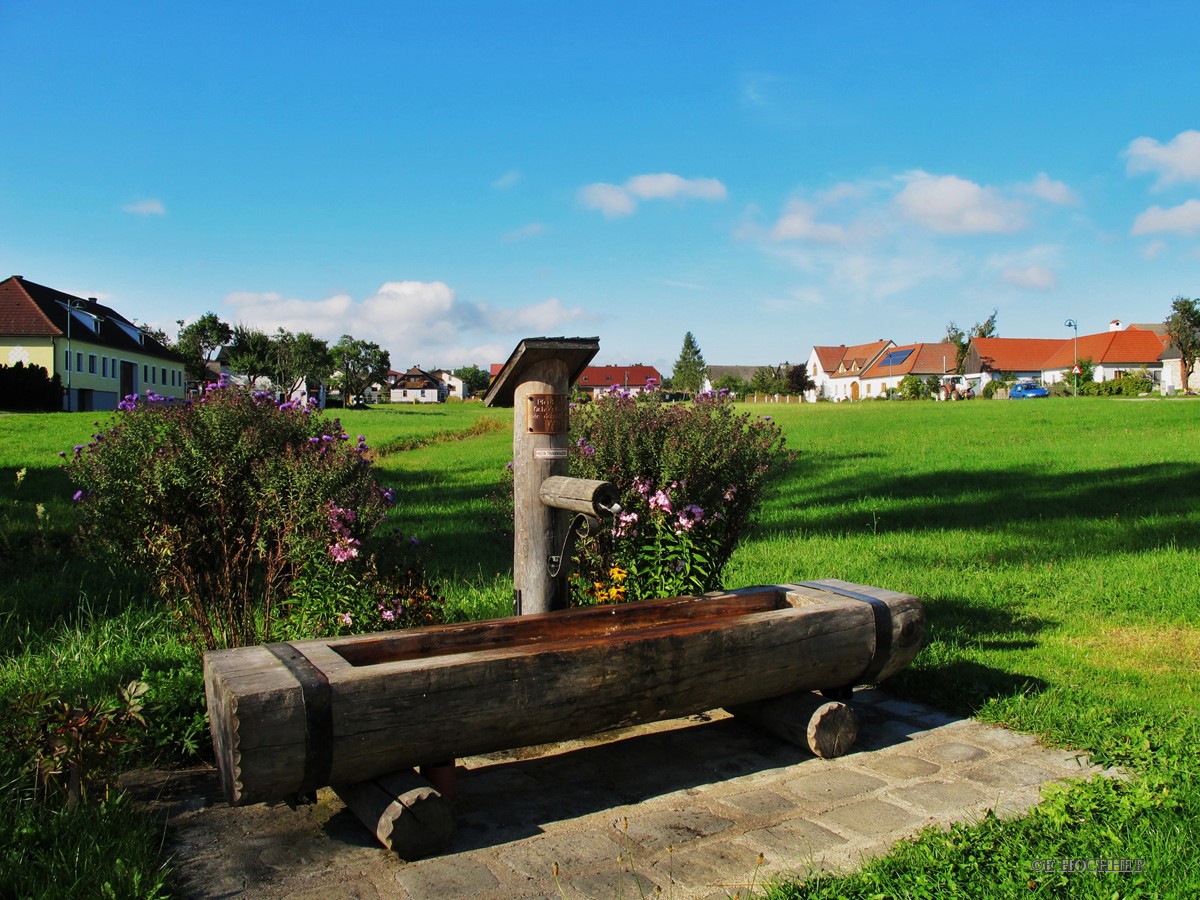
[1064,318,1078,397]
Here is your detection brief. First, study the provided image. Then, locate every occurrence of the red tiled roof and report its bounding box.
[1041,330,1169,368]
[576,364,662,389]
[829,340,892,379]
[860,343,959,378]
[0,276,62,335]
[971,337,1066,372]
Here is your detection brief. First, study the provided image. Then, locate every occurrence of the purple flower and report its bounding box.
[583,444,596,456]
[632,476,653,498]
[649,490,673,514]
[409,536,420,546]
[380,608,396,623]
[723,485,737,502]
[676,503,704,532]
[339,612,353,626]
[72,490,83,502]
[58,451,67,458]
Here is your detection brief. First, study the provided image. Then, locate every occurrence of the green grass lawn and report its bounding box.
[1,397,1197,897]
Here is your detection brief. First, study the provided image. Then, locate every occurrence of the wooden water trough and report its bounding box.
[204,579,923,807]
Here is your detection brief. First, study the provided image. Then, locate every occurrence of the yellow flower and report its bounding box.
[609,566,627,582]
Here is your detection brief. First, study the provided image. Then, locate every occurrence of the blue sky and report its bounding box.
[2,2,1198,372]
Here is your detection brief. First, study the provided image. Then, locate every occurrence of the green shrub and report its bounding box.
[898,374,926,400]
[65,382,438,651]
[0,361,62,411]
[566,390,791,603]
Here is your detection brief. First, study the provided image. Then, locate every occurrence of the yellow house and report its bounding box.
[0,275,186,411]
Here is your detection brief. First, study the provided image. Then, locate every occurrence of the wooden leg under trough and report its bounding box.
[727,690,859,758]
[333,769,456,860]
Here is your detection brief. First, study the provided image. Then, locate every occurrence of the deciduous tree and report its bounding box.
[177,313,233,382]
[330,335,390,404]
[274,329,332,398]
[1165,296,1200,389]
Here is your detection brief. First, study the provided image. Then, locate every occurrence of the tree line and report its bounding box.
[156,314,493,402]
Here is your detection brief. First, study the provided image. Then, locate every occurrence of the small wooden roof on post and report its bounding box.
[485,337,600,617]
[483,337,600,408]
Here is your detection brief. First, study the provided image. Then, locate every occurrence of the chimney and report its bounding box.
[1109,319,1123,332]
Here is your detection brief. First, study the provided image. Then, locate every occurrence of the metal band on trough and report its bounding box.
[797,581,894,684]
[266,642,334,793]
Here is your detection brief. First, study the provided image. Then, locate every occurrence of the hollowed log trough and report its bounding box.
[204,579,924,806]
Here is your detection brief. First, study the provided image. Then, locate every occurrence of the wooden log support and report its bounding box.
[333,769,456,860]
[726,691,859,758]
[204,579,924,806]
[539,476,620,518]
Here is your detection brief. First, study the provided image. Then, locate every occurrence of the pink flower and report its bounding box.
[339,612,353,626]
[613,510,639,538]
[380,609,396,623]
[649,490,673,514]
[632,477,653,498]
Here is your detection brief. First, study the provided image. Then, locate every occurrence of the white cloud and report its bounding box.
[1141,239,1167,260]
[578,173,727,218]
[1003,265,1057,291]
[1131,199,1200,235]
[769,199,848,243]
[492,169,521,190]
[625,173,726,201]
[578,182,638,218]
[895,171,1025,234]
[224,280,593,368]
[501,222,545,242]
[122,198,166,216]
[1125,130,1200,188]
[1019,173,1080,206]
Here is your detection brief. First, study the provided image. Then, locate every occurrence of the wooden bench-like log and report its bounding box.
[727,691,859,758]
[204,579,923,805]
[333,769,455,860]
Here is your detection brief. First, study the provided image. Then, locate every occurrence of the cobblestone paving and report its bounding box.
[160,691,1112,899]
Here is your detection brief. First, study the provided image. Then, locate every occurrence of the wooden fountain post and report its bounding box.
[484,337,601,615]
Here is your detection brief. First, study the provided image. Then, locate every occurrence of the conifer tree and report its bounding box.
[671,331,708,394]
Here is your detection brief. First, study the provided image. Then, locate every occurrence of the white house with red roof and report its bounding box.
[965,338,1067,387]
[807,340,893,401]
[1039,324,1169,386]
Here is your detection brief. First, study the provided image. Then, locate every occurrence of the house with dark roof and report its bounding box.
[385,367,446,403]
[858,343,960,398]
[0,275,185,411]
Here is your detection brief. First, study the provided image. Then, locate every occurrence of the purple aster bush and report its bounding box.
[65,384,439,650]
[567,389,792,603]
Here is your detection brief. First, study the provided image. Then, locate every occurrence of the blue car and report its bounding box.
[1009,381,1049,399]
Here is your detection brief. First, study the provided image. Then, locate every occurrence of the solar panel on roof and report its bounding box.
[879,348,914,367]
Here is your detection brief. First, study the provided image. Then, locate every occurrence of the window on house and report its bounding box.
[111,358,117,379]
[89,354,97,374]
[143,364,149,383]
[64,350,70,371]
[102,357,108,378]
[77,352,83,372]
[161,367,167,384]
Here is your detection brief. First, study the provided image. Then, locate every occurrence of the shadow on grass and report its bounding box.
[873,593,1053,719]
[763,461,1200,556]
